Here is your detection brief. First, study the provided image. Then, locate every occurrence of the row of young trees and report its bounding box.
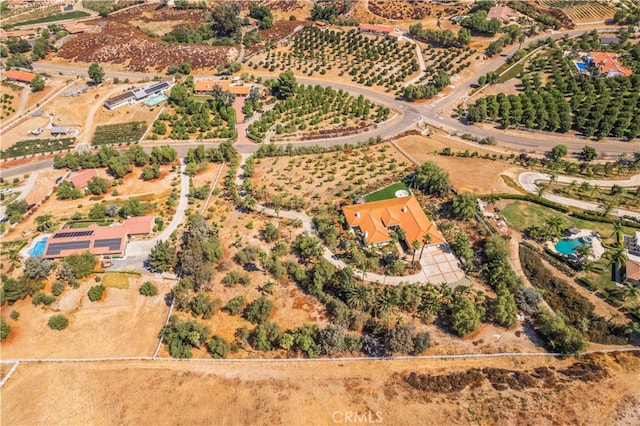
[53,145,177,175]
[466,48,640,140]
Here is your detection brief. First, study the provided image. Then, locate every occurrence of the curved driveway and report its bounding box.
[518,172,640,220]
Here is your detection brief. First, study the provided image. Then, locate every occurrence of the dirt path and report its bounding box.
[508,237,555,313]
[14,87,29,117]
[79,86,126,144]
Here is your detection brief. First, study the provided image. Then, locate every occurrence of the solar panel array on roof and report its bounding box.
[145,82,170,95]
[52,230,95,239]
[46,240,90,256]
[93,238,122,251]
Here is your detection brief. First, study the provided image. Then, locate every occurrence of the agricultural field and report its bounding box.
[0,90,18,119]
[367,0,433,20]
[91,121,147,146]
[0,137,75,160]
[413,45,475,86]
[0,5,60,27]
[3,10,90,29]
[246,84,391,142]
[465,45,640,140]
[54,21,236,72]
[538,0,617,23]
[248,27,420,92]
[250,142,412,210]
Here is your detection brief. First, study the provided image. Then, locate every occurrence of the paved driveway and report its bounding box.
[420,246,466,284]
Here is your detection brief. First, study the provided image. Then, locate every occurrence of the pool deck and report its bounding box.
[21,234,51,259]
[547,229,604,262]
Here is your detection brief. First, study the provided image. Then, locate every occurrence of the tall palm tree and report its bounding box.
[411,239,420,265]
[622,282,640,301]
[544,215,566,239]
[419,234,432,259]
[610,222,625,247]
[536,184,547,197]
[575,242,594,270]
[598,199,616,217]
[346,284,373,313]
[606,245,627,274]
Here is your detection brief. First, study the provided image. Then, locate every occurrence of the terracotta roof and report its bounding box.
[123,215,154,235]
[342,196,444,246]
[359,23,395,34]
[70,170,98,189]
[5,70,37,83]
[487,6,520,22]
[588,52,632,77]
[229,85,250,95]
[43,224,128,258]
[194,80,230,92]
[627,258,640,282]
[0,29,35,39]
[194,80,251,95]
[63,22,90,34]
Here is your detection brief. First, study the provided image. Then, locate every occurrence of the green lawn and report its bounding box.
[101,273,130,289]
[364,182,411,202]
[498,61,525,83]
[498,200,636,240]
[6,11,90,28]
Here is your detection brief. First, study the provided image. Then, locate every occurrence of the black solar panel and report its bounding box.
[45,240,90,255]
[52,230,94,239]
[144,82,170,95]
[93,238,122,251]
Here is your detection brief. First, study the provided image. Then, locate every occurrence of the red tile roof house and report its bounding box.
[42,224,129,259]
[487,6,522,23]
[123,216,155,235]
[342,196,444,248]
[4,70,37,84]
[586,52,633,77]
[69,170,98,189]
[42,217,155,259]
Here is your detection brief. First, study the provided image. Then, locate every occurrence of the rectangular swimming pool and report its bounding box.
[29,236,48,257]
[575,62,587,72]
[145,94,168,106]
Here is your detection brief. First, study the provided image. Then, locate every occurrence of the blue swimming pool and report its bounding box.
[29,236,48,257]
[575,62,588,72]
[555,237,587,255]
[145,94,168,106]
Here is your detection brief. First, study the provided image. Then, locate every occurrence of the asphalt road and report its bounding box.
[30,25,639,156]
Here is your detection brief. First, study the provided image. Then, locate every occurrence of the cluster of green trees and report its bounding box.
[6,35,52,62]
[402,70,450,101]
[248,2,273,29]
[53,145,177,177]
[466,49,640,140]
[520,244,628,349]
[460,9,502,35]
[410,161,451,196]
[310,2,342,23]
[5,199,28,223]
[1,251,97,309]
[408,23,470,47]
[157,83,236,140]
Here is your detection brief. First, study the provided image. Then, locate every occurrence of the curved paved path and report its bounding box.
[518,172,640,220]
[236,155,467,285]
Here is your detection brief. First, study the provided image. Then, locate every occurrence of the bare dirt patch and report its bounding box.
[0,275,173,359]
[2,352,639,425]
[395,134,525,194]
